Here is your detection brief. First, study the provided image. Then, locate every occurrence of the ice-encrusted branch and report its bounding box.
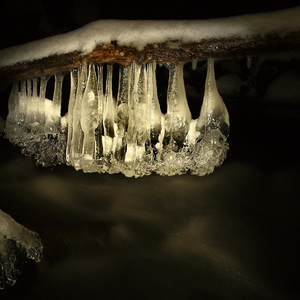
[0,7,300,83]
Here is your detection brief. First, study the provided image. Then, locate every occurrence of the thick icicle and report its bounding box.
[190,58,229,175]
[80,65,99,171]
[124,63,152,177]
[158,62,191,176]
[70,63,87,169]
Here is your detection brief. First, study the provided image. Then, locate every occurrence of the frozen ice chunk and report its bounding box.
[0,209,42,289]
[5,59,230,177]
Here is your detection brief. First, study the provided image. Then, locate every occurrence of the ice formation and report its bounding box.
[0,209,43,289]
[5,59,229,177]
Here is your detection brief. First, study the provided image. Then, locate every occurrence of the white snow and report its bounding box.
[0,6,299,68]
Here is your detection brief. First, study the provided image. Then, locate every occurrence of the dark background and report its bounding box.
[1,0,300,49]
[1,1,300,299]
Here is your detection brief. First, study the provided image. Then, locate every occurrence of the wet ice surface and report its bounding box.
[0,97,299,299]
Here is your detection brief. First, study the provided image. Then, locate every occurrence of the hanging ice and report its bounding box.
[190,59,229,175]
[0,209,43,289]
[5,59,230,177]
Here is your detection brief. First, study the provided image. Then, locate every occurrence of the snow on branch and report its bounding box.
[0,7,300,83]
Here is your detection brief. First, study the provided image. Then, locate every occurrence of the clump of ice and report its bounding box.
[0,7,299,68]
[6,59,229,177]
[0,209,43,289]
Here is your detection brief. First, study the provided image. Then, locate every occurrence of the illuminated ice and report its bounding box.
[0,209,43,289]
[5,59,230,177]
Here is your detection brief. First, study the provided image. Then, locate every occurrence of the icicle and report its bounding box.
[38,75,49,127]
[192,58,197,70]
[5,82,20,141]
[44,73,64,134]
[165,62,191,152]
[52,73,64,129]
[102,64,116,158]
[197,59,229,133]
[247,55,252,69]
[66,69,78,164]
[157,62,191,176]
[146,62,163,161]
[115,64,131,161]
[70,63,87,169]
[25,79,33,124]
[125,62,140,165]
[81,65,99,170]
[31,78,38,122]
[19,80,27,122]
[95,64,104,160]
[191,58,229,176]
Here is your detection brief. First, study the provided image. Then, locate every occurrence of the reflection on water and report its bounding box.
[0,99,299,299]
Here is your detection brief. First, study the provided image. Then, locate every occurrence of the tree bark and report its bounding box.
[1,31,300,84]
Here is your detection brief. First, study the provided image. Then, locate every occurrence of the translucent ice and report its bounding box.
[5,75,67,167]
[5,59,230,177]
[190,59,229,175]
[0,209,43,289]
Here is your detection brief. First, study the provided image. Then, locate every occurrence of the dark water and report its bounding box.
[0,99,299,299]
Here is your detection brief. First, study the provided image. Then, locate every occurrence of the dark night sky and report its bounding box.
[1,0,300,49]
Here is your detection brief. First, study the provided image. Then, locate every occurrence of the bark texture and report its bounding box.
[1,31,300,83]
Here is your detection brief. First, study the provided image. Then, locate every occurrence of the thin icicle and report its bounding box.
[192,58,197,70]
[146,62,163,161]
[38,75,49,127]
[66,69,78,164]
[81,64,99,168]
[70,63,87,169]
[102,64,116,157]
[115,64,131,161]
[95,64,104,160]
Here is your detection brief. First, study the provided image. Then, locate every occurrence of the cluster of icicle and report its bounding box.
[5,59,230,177]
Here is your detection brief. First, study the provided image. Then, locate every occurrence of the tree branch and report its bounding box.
[0,30,300,84]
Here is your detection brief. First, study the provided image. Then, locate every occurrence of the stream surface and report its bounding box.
[0,99,299,299]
